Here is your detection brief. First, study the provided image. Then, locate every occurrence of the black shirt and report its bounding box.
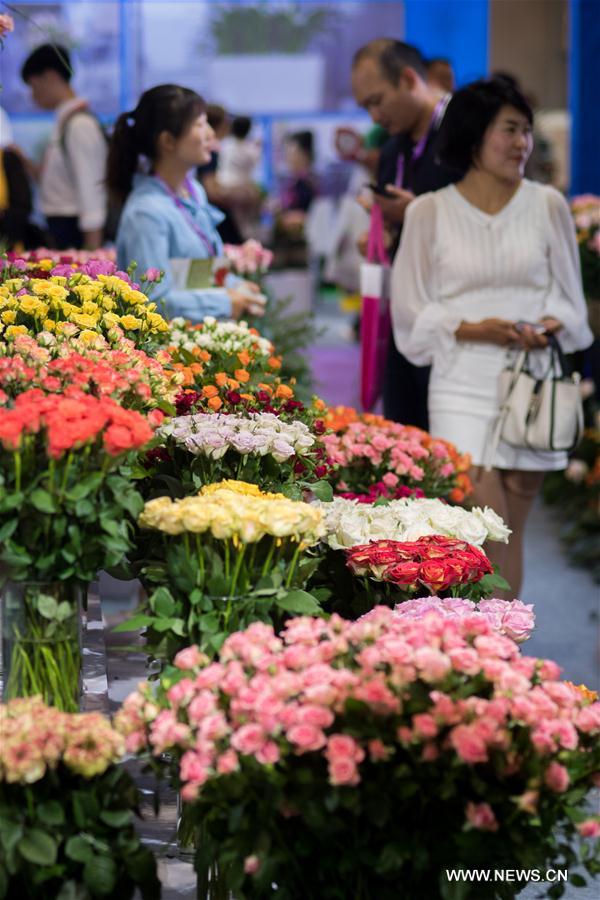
[376,120,460,198]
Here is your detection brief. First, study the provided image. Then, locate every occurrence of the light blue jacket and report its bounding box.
[116,174,233,321]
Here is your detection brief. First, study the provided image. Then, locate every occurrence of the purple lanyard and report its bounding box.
[154,175,216,255]
[395,95,449,188]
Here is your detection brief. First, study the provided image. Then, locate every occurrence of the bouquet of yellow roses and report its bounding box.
[117,481,325,662]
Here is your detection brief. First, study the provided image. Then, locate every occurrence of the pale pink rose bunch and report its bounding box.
[0,697,124,784]
[223,240,274,276]
[115,609,600,834]
[384,596,535,643]
[324,420,464,499]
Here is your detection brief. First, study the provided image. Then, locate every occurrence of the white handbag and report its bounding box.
[484,335,583,470]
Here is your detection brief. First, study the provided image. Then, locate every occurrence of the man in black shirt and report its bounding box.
[352,39,459,429]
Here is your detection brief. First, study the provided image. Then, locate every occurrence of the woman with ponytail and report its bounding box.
[108,84,261,321]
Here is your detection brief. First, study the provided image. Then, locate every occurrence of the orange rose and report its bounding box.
[257,383,273,395]
[237,350,251,367]
[215,372,229,387]
[275,384,294,399]
[202,384,219,399]
[240,393,254,401]
[268,356,282,370]
[208,396,223,411]
[234,369,250,383]
[228,378,240,390]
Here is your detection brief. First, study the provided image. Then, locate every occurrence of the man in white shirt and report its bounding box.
[21,44,107,250]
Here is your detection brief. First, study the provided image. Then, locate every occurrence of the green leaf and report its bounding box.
[55,601,74,622]
[570,874,587,887]
[275,590,321,615]
[0,520,18,542]
[84,855,117,895]
[152,617,186,635]
[29,489,58,514]
[151,587,176,617]
[99,809,132,828]
[112,614,155,633]
[37,593,59,620]
[66,473,104,501]
[309,480,333,502]
[17,829,57,866]
[36,801,65,827]
[65,835,94,864]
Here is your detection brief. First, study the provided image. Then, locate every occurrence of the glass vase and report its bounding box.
[176,797,231,899]
[1,580,83,712]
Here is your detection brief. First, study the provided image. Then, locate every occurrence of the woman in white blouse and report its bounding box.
[391,78,592,595]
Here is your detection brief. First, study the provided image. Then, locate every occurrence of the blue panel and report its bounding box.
[404,0,489,87]
[569,0,600,194]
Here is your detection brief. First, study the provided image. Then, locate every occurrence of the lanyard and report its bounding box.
[395,95,450,189]
[154,175,216,256]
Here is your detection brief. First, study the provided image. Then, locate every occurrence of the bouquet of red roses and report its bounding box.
[341,535,498,613]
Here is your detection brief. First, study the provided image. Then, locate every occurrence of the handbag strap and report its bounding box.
[367,203,390,265]
[483,349,528,471]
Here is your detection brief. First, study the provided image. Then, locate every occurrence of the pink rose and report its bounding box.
[180,750,210,786]
[286,724,326,753]
[296,704,335,729]
[466,801,498,832]
[576,703,600,733]
[213,750,238,775]
[578,819,600,839]
[329,757,360,786]
[450,724,488,764]
[144,267,162,282]
[256,741,281,765]
[368,739,392,762]
[244,855,261,875]
[412,713,438,739]
[187,690,217,725]
[166,678,196,708]
[414,647,452,683]
[231,723,266,755]
[544,761,570,793]
[326,734,364,762]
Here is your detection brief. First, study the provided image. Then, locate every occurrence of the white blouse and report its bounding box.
[391,180,593,374]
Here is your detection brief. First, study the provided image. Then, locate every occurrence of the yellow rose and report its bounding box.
[18,296,48,318]
[49,276,68,286]
[71,313,99,329]
[122,288,148,306]
[72,283,103,304]
[37,259,53,271]
[5,325,28,339]
[1,310,17,324]
[3,279,24,291]
[98,275,131,295]
[119,315,142,330]
[79,329,100,344]
[147,313,169,332]
[31,281,68,302]
[42,319,56,332]
[102,312,120,328]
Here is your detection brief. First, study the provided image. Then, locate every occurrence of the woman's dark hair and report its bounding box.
[21,44,72,83]
[287,130,314,163]
[106,84,206,202]
[231,116,252,140]
[438,78,533,174]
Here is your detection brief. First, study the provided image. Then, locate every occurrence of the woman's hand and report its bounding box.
[228,287,266,319]
[456,318,521,346]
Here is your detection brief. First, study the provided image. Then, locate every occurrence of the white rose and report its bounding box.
[472,506,511,543]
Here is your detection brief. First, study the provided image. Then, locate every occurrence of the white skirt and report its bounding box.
[428,344,567,471]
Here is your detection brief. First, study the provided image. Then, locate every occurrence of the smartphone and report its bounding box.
[366,182,394,199]
[515,321,547,334]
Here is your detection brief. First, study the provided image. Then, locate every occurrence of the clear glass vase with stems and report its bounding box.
[176,796,231,899]
[1,580,83,712]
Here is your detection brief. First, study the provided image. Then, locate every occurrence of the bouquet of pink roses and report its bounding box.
[0,697,159,898]
[116,611,600,899]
